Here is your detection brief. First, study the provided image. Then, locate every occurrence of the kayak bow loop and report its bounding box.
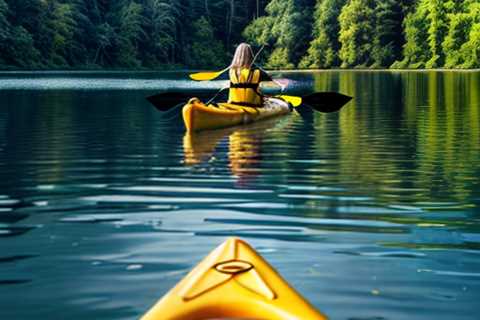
[179,239,276,301]
[142,237,328,320]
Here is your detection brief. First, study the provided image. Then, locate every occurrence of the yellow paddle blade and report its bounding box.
[279,95,302,107]
[189,68,228,81]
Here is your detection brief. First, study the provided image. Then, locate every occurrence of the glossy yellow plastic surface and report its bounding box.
[142,237,328,320]
[279,95,302,107]
[228,68,262,106]
[189,67,229,81]
[182,97,291,132]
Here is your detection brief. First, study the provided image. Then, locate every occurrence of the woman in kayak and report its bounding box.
[228,43,287,108]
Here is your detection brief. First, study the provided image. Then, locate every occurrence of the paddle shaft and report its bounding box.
[147,91,352,113]
[191,44,266,81]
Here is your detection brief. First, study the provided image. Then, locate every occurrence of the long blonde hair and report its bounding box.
[231,43,254,75]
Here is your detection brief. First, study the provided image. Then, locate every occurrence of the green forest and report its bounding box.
[0,0,479,70]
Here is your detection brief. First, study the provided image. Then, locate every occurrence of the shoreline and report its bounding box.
[0,68,478,74]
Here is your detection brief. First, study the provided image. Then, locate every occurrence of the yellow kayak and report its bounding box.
[182,97,291,132]
[142,237,327,320]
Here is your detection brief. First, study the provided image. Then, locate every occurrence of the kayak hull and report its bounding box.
[142,237,327,320]
[183,98,291,132]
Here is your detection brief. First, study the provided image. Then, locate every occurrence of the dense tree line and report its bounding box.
[0,0,266,69]
[247,0,479,69]
[0,0,478,70]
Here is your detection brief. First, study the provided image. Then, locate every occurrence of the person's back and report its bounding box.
[228,43,263,107]
[227,43,288,109]
[228,67,262,107]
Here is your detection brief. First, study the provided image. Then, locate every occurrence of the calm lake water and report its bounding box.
[0,70,479,320]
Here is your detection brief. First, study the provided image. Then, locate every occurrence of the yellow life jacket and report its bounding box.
[228,68,262,107]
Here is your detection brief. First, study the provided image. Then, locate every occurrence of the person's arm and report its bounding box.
[256,66,288,92]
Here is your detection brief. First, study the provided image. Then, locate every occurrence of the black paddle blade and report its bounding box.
[146,92,191,112]
[303,92,353,113]
[146,90,229,112]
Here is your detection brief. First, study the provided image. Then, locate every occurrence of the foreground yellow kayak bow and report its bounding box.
[142,237,327,320]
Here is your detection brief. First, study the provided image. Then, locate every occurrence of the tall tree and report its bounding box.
[393,1,430,68]
[443,0,480,68]
[114,0,146,67]
[0,0,11,66]
[185,16,226,68]
[141,0,179,66]
[338,0,376,67]
[65,0,97,67]
[371,0,403,68]
[457,1,480,68]
[0,0,9,42]
[395,0,452,68]
[48,2,79,66]
[243,0,308,69]
[2,0,42,68]
[425,0,449,67]
[299,0,346,68]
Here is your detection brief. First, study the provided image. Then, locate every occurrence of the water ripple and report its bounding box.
[0,77,226,90]
[204,217,408,234]
[1,71,479,320]
[81,195,249,204]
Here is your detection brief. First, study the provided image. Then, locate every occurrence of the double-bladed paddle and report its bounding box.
[189,45,266,81]
[147,91,352,113]
[189,67,230,81]
[282,92,352,113]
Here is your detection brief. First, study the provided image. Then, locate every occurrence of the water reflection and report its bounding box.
[0,71,479,320]
[308,71,480,207]
[183,116,296,185]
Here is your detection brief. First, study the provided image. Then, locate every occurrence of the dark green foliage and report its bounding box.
[300,0,346,68]
[394,0,479,69]
[371,0,403,68]
[243,0,313,69]
[115,1,146,67]
[0,0,10,62]
[338,0,376,68]
[186,16,225,68]
[425,0,449,67]
[0,0,8,34]
[443,1,480,68]
[0,0,41,68]
[0,0,478,69]
[392,2,430,68]
[140,0,178,66]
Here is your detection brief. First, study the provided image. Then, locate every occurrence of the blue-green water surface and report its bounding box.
[0,70,479,320]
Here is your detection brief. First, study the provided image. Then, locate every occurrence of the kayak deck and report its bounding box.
[183,98,291,132]
[142,237,327,320]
